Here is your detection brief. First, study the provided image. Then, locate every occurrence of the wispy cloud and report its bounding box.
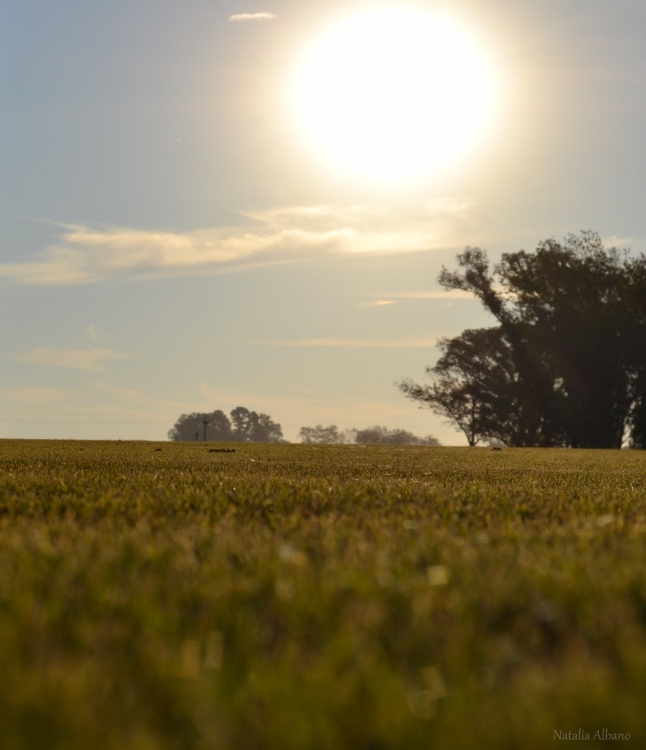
[4,387,71,405]
[229,13,275,22]
[15,347,127,372]
[257,338,436,348]
[88,382,190,410]
[601,235,646,254]
[382,290,476,299]
[86,324,100,341]
[356,300,398,307]
[0,200,473,286]
[91,384,150,400]
[602,235,636,247]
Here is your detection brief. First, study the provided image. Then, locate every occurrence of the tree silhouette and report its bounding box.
[168,407,284,443]
[230,407,284,443]
[168,410,232,442]
[404,232,646,448]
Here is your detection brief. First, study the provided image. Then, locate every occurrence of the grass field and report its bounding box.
[1,440,645,749]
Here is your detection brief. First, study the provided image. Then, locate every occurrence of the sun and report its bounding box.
[292,7,497,183]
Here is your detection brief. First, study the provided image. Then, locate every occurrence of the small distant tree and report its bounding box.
[354,426,440,446]
[168,410,232,442]
[168,406,284,443]
[299,424,345,444]
[229,406,284,443]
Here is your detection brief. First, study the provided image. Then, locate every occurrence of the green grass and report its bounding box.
[1,440,645,749]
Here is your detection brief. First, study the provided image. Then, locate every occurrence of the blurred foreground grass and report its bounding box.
[1,440,646,749]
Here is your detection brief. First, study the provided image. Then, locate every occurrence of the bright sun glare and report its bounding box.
[293,7,497,183]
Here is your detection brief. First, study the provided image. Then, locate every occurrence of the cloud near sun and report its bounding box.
[0,202,473,285]
[228,13,275,22]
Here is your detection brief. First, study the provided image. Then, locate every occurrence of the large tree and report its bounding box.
[404,232,646,448]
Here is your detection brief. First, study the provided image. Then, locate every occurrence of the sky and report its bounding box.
[2,0,646,443]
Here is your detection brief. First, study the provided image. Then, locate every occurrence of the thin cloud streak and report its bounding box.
[229,13,276,22]
[257,338,437,348]
[382,290,476,299]
[0,201,473,286]
[3,387,71,405]
[356,300,398,307]
[15,347,127,372]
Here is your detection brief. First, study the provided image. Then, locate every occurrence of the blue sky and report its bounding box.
[2,0,646,442]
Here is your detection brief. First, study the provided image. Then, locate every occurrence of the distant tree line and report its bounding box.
[400,232,646,448]
[168,407,284,443]
[298,424,440,446]
[169,410,440,446]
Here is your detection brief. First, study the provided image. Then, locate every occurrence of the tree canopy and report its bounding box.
[401,232,646,448]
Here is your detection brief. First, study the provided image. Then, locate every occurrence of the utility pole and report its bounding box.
[201,414,209,442]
